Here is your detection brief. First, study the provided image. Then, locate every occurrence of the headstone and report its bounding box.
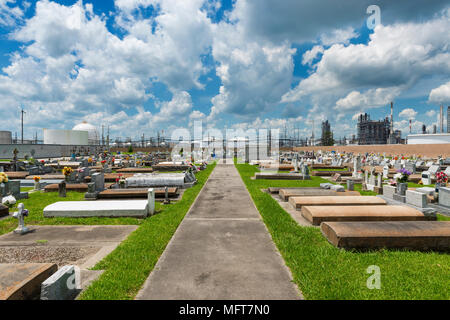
[84,182,97,200]
[13,203,30,234]
[164,186,170,205]
[428,165,440,176]
[405,162,416,174]
[406,190,427,208]
[444,167,450,176]
[320,183,334,189]
[438,187,450,208]
[58,181,66,198]
[330,185,345,192]
[92,173,105,192]
[40,265,80,300]
[148,188,155,215]
[383,165,389,179]
[332,173,342,182]
[382,185,396,199]
[422,171,432,185]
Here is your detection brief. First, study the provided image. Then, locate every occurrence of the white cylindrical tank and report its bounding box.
[73,121,99,145]
[0,131,12,144]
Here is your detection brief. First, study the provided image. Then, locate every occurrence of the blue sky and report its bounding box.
[0,0,449,141]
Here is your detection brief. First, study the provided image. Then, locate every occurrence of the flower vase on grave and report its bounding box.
[34,181,40,191]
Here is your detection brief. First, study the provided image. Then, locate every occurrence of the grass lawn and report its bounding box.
[79,162,216,300]
[235,162,450,300]
[0,191,144,236]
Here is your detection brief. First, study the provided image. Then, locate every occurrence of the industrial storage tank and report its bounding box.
[72,122,99,145]
[44,129,89,145]
[0,131,12,144]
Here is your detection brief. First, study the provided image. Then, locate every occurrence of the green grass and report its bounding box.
[79,162,216,300]
[0,191,143,236]
[235,162,450,300]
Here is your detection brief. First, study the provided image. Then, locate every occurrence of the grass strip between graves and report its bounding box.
[0,191,143,236]
[235,161,450,300]
[79,162,216,300]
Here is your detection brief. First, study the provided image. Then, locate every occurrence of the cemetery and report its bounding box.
[0,147,449,300]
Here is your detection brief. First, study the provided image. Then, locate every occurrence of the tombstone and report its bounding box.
[377,174,382,187]
[438,187,450,208]
[84,182,97,200]
[406,190,427,208]
[445,167,450,176]
[347,180,354,191]
[148,188,155,215]
[422,171,432,185]
[383,165,390,179]
[364,170,369,184]
[332,173,342,182]
[164,186,170,205]
[393,163,402,171]
[405,162,416,174]
[58,181,66,198]
[301,164,310,180]
[428,165,440,176]
[13,203,30,235]
[383,185,396,199]
[28,166,39,175]
[92,173,105,192]
[369,170,376,186]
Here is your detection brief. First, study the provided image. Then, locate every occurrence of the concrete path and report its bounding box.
[136,162,301,300]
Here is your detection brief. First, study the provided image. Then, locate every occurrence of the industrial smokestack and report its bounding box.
[390,102,394,134]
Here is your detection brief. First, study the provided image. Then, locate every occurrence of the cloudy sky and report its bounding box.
[0,0,449,141]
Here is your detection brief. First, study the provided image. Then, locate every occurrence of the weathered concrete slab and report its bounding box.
[0,263,57,300]
[289,196,386,210]
[0,225,138,247]
[99,187,178,199]
[321,221,450,251]
[302,205,427,226]
[255,172,310,180]
[268,187,321,194]
[43,200,149,218]
[44,183,88,192]
[116,168,153,173]
[311,171,352,177]
[25,175,65,180]
[279,189,360,201]
[152,164,190,171]
[4,172,29,179]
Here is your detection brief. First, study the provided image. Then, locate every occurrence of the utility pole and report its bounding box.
[21,108,26,144]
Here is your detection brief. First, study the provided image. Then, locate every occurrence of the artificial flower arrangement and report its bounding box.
[436,172,448,185]
[0,172,9,184]
[40,160,45,164]
[396,168,412,183]
[33,176,41,182]
[88,158,93,163]
[62,166,74,177]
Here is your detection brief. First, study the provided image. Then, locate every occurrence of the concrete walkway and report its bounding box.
[136,162,301,300]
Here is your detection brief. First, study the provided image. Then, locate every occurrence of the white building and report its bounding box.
[407,133,450,144]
